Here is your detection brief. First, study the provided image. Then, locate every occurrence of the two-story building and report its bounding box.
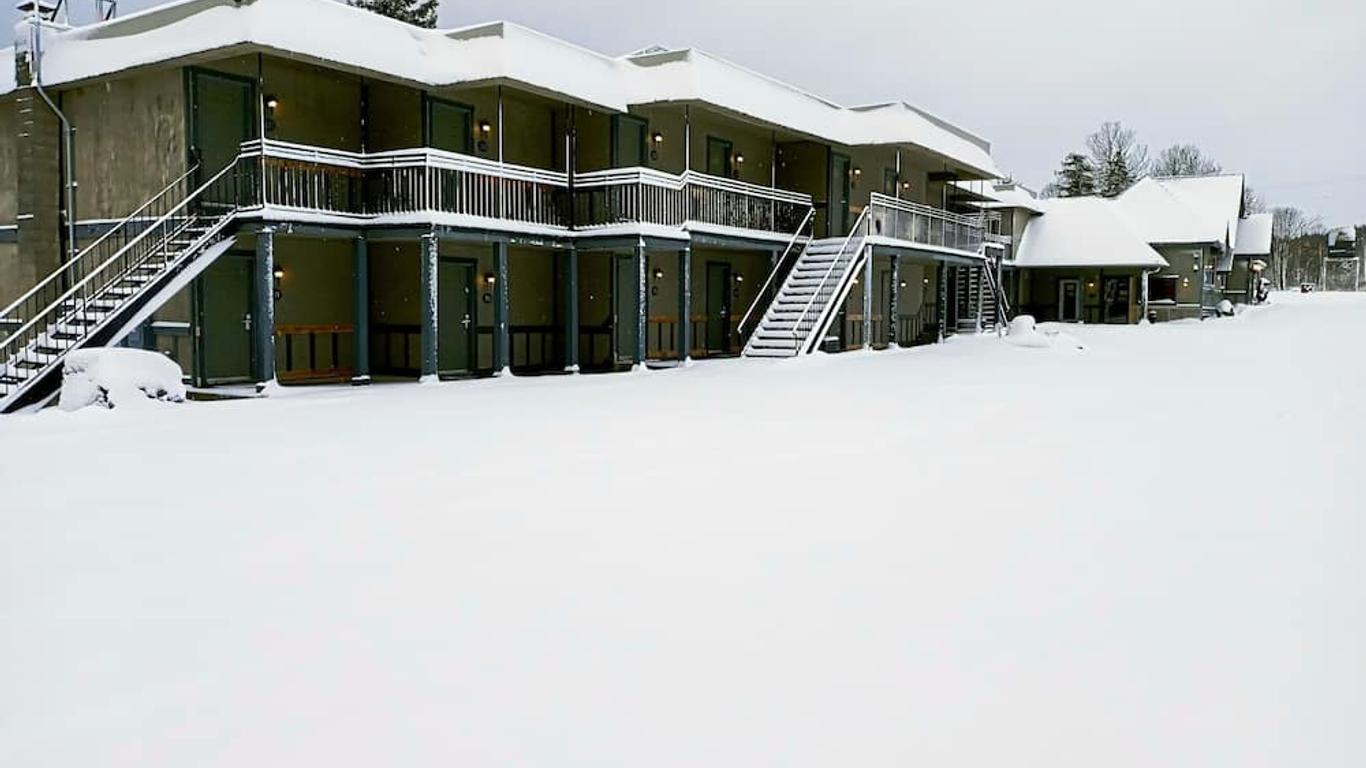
[0,0,1009,410]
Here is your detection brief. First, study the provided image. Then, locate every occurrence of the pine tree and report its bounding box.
[1054,153,1096,198]
[1097,150,1132,197]
[350,0,439,29]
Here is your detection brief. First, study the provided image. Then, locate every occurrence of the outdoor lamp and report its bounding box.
[265,95,279,110]
[734,273,744,283]
[273,267,285,280]
[484,272,497,286]
[652,132,664,145]
[735,154,745,165]
[900,280,908,289]
[653,268,664,280]
[479,119,492,134]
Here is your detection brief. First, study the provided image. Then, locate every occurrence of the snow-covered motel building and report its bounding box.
[964,174,1273,324]
[0,0,1024,409]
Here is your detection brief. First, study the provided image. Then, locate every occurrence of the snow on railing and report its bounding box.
[866,192,988,256]
[571,167,813,235]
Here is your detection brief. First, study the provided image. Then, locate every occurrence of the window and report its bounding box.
[1150,275,1179,302]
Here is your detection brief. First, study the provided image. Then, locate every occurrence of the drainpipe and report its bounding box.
[28,18,77,264]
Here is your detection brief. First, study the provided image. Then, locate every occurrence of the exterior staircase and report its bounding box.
[0,162,242,413]
[744,224,869,358]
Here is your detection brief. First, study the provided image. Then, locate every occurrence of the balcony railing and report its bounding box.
[237,140,813,238]
[866,192,991,256]
[573,167,813,236]
[240,139,571,228]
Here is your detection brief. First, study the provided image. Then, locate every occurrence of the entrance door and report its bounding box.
[438,259,476,375]
[426,97,474,154]
[875,265,893,346]
[189,70,254,208]
[613,255,639,364]
[197,254,254,384]
[1102,276,1131,323]
[829,153,852,237]
[1058,278,1082,322]
[705,261,732,353]
[706,137,733,178]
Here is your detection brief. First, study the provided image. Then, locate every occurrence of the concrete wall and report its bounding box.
[64,67,187,221]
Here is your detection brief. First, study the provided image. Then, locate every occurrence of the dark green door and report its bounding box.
[613,255,639,364]
[612,115,647,167]
[198,254,254,384]
[426,98,474,154]
[438,259,476,374]
[189,70,254,206]
[829,153,852,237]
[707,137,733,177]
[705,261,732,353]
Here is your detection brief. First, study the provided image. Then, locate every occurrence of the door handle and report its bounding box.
[460,314,471,329]
[242,313,252,332]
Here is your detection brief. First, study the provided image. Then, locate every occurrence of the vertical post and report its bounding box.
[889,254,900,348]
[352,235,370,384]
[635,242,647,367]
[683,105,691,171]
[937,262,947,342]
[253,228,276,385]
[420,233,438,380]
[678,247,691,363]
[1141,269,1150,321]
[493,241,510,374]
[861,251,873,350]
[895,149,902,199]
[564,247,579,372]
[974,265,985,333]
[496,85,505,219]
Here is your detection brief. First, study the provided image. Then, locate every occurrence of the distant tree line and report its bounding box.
[350,0,439,28]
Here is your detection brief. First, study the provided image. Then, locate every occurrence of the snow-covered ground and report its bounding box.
[2,291,1363,767]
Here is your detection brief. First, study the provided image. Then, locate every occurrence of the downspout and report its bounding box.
[29,18,77,263]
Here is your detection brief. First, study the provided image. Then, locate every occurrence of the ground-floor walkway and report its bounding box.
[2,292,1363,768]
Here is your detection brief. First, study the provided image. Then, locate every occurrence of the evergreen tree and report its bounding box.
[350,0,439,29]
[1053,153,1096,197]
[1096,149,1133,197]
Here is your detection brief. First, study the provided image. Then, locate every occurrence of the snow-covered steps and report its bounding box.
[742,237,868,358]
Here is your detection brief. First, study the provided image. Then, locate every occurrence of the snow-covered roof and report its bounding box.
[1113,177,1224,245]
[1234,213,1273,256]
[1150,174,1244,250]
[1014,197,1169,269]
[6,0,1000,178]
[954,180,1046,214]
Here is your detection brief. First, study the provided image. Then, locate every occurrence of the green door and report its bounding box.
[829,153,852,237]
[612,115,647,167]
[706,137,733,177]
[705,261,732,353]
[613,255,639,364]
[189,70,254,206]
[438,259,476,375]
[198,254,254,384]
[426,98,474,154]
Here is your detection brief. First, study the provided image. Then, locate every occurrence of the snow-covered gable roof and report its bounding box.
[1014,197,1169,269]
[952,180,1046,214]
[1151,174,1244,251]
[1234,213,1273,256]
[1114,177,1223,245]
[6,0,999,177]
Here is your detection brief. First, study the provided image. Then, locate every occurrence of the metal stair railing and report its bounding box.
[0,160,244,397]
[0,164,201,346]
[980,246,1010,332]
[791,207,871,355]
[737,206,814,344]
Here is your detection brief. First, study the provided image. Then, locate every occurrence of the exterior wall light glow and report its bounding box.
[653,268,664,280]
[899,280,907,289]
[734,273,744,283]
[652,132,664,145]
[273,267,285,280]
[479,120,492,134]
[265,95,279,110]
[734,154,745,165]
[484,272,496,286]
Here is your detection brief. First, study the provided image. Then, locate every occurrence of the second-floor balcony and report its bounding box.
[236,139,814,240]
[865,192,998,258]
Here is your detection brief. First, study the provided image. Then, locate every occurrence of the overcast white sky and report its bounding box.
[10,0,1365,224]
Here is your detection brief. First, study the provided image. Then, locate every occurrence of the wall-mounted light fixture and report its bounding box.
[273,267,285,280]
[734,273,744,283]
[734,154,745,165]
[484,272,497,286]
[653,267,664,280]
[272,266,284,300]
[899,280,907,289]
[901,180,912,191]
[265,95,280,111]
[922,278,930,285]
[652,132,664,145]
[478,120,492,135]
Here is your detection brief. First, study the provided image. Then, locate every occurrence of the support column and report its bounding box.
[888,254,900,348]
[937,263,948,342]
[1140,269,1150,321]
[861,251,873,350]
[253,228,276,385]
[975,265,986,333]
[634,242,647,367]
[420,233,438,380]
[493,241,510,374]
[352,235,370,384]
[678,247,691,362]
[564,247,579,371]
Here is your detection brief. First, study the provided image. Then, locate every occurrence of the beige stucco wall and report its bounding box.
[64,67,187,221]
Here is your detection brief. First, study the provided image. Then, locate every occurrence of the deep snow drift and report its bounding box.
[57,347,187,411]
[1,292,1363,768]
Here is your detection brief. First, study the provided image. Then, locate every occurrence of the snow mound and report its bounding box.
[1217,299,1235,317]
[58,348,187,412]
[1006,315,1086,351]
